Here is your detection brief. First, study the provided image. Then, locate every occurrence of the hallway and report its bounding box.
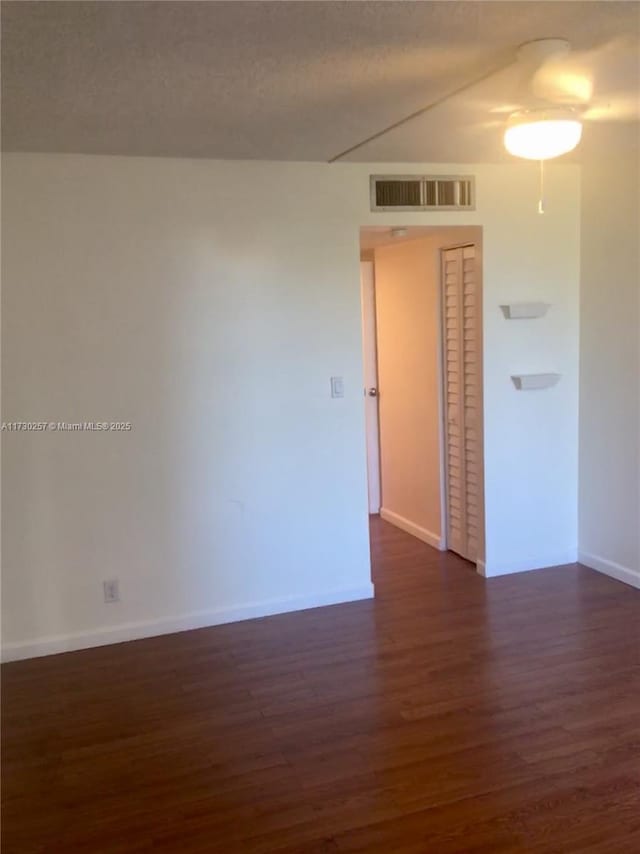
[2,518,639,852]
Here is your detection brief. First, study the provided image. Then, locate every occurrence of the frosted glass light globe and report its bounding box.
[504,109,583,160]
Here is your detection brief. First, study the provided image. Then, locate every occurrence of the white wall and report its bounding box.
[1,154,581,659]
[479,168,580,576]
[578,125,640,587]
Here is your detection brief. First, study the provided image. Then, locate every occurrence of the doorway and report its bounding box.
[359,226,484,566]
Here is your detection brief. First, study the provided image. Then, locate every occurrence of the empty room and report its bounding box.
[1,2,639,852]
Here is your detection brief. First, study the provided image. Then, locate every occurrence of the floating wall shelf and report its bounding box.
[501,302,550,319]
[511,373,561,391]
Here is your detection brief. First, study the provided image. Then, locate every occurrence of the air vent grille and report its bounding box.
[370,175,475,211]
[375,180,422,208]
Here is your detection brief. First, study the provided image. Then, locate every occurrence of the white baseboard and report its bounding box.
[380,507,444,551]
[578,551,640,590]
[0,584,375,663]
[477,549,578,578]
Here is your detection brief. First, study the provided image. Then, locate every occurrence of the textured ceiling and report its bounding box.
[2,1,639,162]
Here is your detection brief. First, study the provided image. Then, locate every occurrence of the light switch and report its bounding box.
[330,376,344,398]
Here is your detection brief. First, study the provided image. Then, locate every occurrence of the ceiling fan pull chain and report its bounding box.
[538,159,545,215]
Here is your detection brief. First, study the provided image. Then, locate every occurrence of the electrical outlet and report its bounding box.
[103,579,120,603]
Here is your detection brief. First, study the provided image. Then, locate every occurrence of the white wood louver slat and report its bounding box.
[442,244,480,564]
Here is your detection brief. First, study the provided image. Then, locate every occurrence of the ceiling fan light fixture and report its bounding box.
[504,108,583,160]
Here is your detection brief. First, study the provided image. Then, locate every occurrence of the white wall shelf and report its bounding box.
[501,302,550,319]
[511,373,561,391]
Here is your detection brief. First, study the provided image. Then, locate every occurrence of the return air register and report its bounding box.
[370,175,475,211]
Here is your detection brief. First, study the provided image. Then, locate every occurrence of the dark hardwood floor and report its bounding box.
[3,517,640,853]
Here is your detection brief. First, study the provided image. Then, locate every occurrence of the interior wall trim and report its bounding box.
[1,584,375,663]
[380,507,444,551]
[578,551,640,590]
[477,549,578,577]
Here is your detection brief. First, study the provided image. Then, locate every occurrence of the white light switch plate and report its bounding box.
[330,376,344,398]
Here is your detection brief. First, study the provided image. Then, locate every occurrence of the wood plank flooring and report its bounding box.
[2,517,639,853]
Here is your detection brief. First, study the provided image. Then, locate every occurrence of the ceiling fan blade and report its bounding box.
[531,37,639,106]
[531,59,593,104]
[583,94,640,123]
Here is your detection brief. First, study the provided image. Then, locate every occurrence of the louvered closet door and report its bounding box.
[443,245,480,563]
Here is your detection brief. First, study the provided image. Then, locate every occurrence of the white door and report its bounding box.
[360,261,381,514]
[442,245,480,563]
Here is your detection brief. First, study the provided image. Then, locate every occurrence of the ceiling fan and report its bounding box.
[330,37,639,163]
